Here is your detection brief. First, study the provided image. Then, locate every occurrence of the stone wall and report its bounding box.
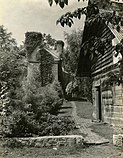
[8,135,84,148]
[99,84,123,129]
[93,83,123,125]
[102,88,113,124]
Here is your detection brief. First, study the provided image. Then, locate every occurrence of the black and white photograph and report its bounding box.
[0,0,123,157]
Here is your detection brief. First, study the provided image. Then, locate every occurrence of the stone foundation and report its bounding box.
[8,135,84,148]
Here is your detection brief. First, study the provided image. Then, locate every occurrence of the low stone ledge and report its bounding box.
[7,135,84,148]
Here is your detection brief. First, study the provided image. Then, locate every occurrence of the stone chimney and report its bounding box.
[56,40,64,59]
[25,32,42,61]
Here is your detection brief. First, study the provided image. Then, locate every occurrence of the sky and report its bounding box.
[0,0,88,45]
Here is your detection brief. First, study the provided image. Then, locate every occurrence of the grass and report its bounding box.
[74,101,114,142]
[75,101,93,120]
[0,138,121,158]
[90,123,114,142]
[0,139,84,158]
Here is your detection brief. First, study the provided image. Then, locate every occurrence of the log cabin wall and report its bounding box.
[92,23,123,128]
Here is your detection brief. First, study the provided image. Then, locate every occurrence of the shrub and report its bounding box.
[23,82,63,115]
[1,81,65,137]
[1,100,75,137]
[51,80,63,98]
[38,115,75,136]
[66,77,92,102]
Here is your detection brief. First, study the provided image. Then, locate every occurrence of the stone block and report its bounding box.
[113,126,123,134]
[115,85,122,91]
[112,112,123,118]
[113,106,123,113]
[114,98,123,105]
[13,135,84,148]
[113,134,123,147]
[105,116,123,127]
[103,98,113,105]
[102,90,112,98]
[35,142,42,148]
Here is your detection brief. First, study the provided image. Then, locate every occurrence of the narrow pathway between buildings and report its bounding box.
[71,101,109,145]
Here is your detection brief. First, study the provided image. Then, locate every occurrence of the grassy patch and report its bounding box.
[75,101,93,120]
[0,138,121,158]
[89,123,114,142]
[0,139,86,158]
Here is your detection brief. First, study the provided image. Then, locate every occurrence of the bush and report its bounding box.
[23,82,63,115]
[1,100,75,137]
[66,77,92,102]
[38,115,75,136]
[1,81,66,137]
[51,80,63,98]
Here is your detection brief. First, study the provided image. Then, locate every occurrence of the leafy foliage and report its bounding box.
[115,40,123,58]
[55,0,122,61]
[48,0,83,8]
[0,26,26,94]
[25,32,43,55]
[48,0,123,59]
[56,2,122,29]
[48,0,123,61]
[66,77,92,102]
[25,32,56,56]
[23,82,63,115]
[0,27,75,137]
[2,106,75,137]
[43,33,56,49]
[25,32,57,87]
[1,81,75,137]
[0,25,18,52]
[62,30,83,74]
[102,71,121,89]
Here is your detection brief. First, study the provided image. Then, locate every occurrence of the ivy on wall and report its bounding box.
[38,49,54,86]
[102,39,123,88]
[25,32,56,87]
[101,71,121,90]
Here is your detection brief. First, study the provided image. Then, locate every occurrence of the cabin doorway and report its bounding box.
[95,86,102,121]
